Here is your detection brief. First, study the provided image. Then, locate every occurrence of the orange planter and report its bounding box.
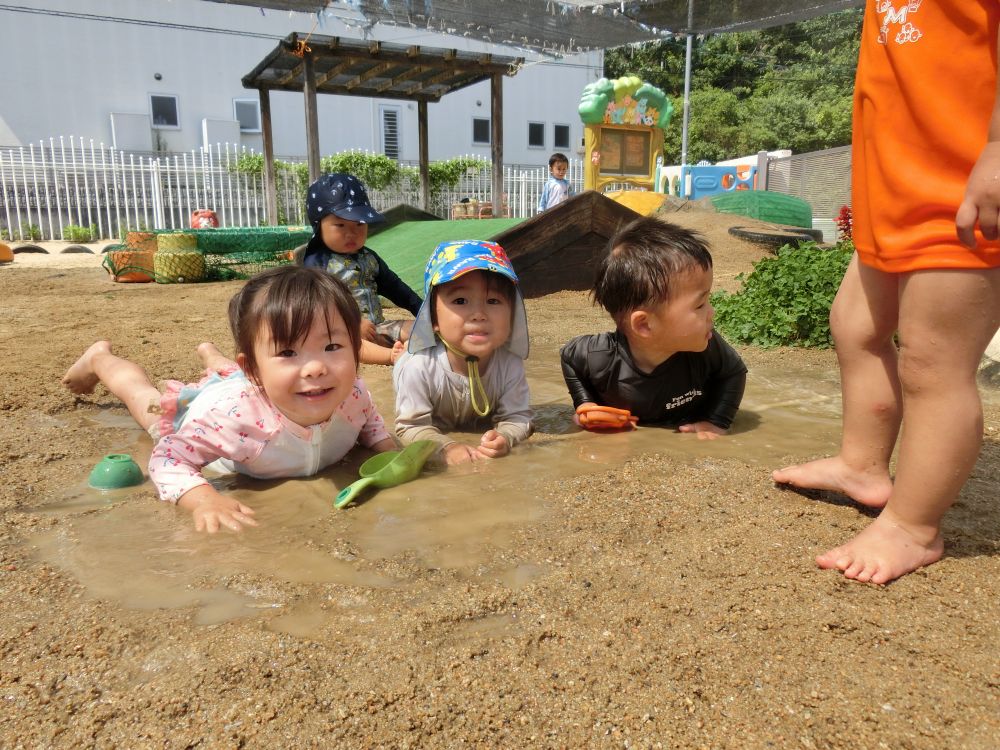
[124,231,157,253]
[106,249,154,282]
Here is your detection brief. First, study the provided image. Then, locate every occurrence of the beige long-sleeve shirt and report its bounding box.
[392,344,533,451]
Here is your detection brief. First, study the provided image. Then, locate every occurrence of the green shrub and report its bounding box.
[712,241,853,348]
[27,224,42,241]
[64,224,98,242]
[231,151,490,200]
[404,156,488,199]
[321,152,401,190]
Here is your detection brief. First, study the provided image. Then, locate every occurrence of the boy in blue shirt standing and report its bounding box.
[537,153,573,212]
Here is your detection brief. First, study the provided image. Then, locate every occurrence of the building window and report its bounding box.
[150,94,180,129]
[380,105,401,160]
[472,117,490,145]
[234,99,261,133]
[553,123,571,150]
[528,121,545,149]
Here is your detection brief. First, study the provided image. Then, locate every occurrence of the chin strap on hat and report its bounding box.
[438,335,491,417]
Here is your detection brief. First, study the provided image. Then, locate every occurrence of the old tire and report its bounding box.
[62,244,94,254]
[728,225,818,250]
[12,244,48,254]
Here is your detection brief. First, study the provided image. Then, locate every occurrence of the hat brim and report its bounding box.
[330,206,385,224]
[407,288,529,360]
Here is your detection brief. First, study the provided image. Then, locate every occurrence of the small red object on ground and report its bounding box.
[191,209,219,228]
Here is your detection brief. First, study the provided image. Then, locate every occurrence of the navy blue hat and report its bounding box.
[306,173,385,227]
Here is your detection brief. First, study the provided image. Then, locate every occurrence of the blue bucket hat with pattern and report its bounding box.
[306,173,384,228]
[408,240,529,359]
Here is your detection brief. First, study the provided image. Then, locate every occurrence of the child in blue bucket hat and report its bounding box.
[301,173,422,365]
[393,240,533,465]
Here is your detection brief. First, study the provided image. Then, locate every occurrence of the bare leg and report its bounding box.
[773,256,900,506]
[62,341,161,432]
[818,267,1000,583]
[196,342,237,374]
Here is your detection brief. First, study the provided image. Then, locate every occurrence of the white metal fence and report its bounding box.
[1,137,850,244]
[0,138,585,242]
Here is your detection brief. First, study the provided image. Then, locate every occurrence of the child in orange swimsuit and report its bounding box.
[773,0,1000,583]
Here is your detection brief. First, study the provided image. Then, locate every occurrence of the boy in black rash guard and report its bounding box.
[561,216,747,438]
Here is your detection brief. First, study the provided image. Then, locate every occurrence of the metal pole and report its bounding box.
[680,0,694,170]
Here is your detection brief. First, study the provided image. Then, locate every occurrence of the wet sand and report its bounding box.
[1,212,999,748]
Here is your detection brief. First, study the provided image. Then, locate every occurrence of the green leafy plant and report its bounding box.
[232,152,265,176]
[413,156,488,198]
[712,241,853,348]
[321,152,401,190]
[27,224,42,241]
[64,224,98,242]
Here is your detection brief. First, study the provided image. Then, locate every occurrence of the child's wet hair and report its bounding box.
[228,265,361,382]
[429,270,516,327]
[593,216,713,325]
[549,152,569,168]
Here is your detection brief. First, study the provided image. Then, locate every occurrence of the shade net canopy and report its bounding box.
[622,0,863,34]
[207,0,861,56]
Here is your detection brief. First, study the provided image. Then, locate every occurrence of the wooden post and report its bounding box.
[259,88,278,226]
[418,100,430,211]
[490,72,504,215]
[303,50,321,183]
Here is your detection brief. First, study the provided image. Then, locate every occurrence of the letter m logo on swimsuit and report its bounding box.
[876,1,923,45]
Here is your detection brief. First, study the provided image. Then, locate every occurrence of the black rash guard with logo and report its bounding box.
[560,330,747,429]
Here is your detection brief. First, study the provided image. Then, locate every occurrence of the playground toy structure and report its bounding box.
[577,76,757,203]
[578,76,673,194]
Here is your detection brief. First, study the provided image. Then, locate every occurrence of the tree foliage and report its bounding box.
[605,10,861,162]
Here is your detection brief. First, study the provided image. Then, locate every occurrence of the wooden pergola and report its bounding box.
[242,33,523,220]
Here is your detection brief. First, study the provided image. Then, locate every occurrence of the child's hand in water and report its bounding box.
[476,430,510,459]
[178,486,258,533]
[677,421,727,440]
[444,442,479,465]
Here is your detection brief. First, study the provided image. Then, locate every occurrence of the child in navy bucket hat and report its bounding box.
[393,240,533,465]
[302,173,422,365]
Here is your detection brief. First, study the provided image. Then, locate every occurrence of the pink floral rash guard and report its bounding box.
[148,372,390,503]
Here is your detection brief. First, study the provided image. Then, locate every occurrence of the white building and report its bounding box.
[0,0,601,164]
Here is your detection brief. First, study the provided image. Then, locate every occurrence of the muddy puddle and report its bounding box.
[27,361,845,636]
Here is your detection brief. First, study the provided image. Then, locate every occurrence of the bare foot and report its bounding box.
[62,340,111,394]
[197,342,236,374]
[772,456,892,508]
[816,510,944,584]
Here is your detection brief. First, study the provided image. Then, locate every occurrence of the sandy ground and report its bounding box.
[1,209,999,748]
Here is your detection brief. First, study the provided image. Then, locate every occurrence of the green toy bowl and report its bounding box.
[88,453,144,490]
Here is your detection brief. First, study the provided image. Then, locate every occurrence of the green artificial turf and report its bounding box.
[366,218,523,294]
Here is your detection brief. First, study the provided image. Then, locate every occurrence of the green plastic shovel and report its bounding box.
[334,440,438,509]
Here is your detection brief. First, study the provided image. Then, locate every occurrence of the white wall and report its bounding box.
[0,0,601,165]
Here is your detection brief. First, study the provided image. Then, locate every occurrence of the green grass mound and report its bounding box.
[710,191,813,229]
[366,218,523,293]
